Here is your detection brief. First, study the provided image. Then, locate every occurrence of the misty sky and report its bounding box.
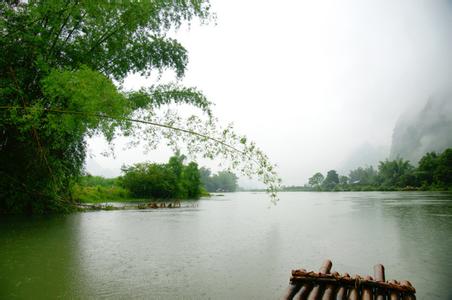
[86,0,452,187]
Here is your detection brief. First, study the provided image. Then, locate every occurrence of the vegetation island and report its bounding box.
[73,152,238,205]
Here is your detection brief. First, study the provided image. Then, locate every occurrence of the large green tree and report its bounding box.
[417,149,452,188]
[0,0,213,213]
[434,149,452,187]
[417,152,439,185]
[322,170,339,190]
[0,1,281,213]
[308,172,324,187]
[377,158,414,188]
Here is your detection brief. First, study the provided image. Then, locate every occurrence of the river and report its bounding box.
[1,192,451,299]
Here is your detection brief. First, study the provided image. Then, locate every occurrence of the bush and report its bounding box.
[119,153,202,199]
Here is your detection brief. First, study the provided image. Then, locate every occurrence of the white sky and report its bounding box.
[86,0,452,187]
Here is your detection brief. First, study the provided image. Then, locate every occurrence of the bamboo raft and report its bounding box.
[282,260,415,300]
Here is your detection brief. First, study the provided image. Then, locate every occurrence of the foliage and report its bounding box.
[339,175,349,185]
[348,166,378,185]
[308,172,324,187]
[377,158,414,187]
[300,148,452,192]
[322,170,339,190]
[435,149,452,186]
[417,152,439,185]
[72,185,130,203]
[0,1,281,213]
[72,174,131,203]
[199,167,238,192]
[184,162,203,198]
[417,149,452,188]
[120,154,202,199]
[79,175,117,187]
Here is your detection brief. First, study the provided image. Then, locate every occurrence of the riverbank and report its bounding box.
[75,201,199,212]
[244,186,452,193]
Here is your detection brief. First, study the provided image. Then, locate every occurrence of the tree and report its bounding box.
[120,154,202,199]
[0,1,281,213]
[348,166,378,185]
[120,163,177,199]
[0,1,211,213]
[322,170,339,190]
[308,172,324,187]
[415,149,452,188]
[182,162,202,198]
[434,149,452,187]
[417,152,439,185]
[167,151,186,197]
[214,171,238,192]
[377,158,414,187]
[199,167,215,192]
[199,168,238,192]
[339,175,349,185]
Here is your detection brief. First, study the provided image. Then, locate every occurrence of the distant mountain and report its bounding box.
[390,96,452,164]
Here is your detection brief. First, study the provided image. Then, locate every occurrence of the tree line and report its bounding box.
[199,168,238,192]
[284,148,452,191]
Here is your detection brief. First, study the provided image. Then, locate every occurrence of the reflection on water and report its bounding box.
[1,192,451,299]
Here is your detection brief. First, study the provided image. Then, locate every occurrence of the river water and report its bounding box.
[1,192,451,299]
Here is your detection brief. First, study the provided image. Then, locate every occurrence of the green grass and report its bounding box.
[73,175,210,203]
[72,185,141,203]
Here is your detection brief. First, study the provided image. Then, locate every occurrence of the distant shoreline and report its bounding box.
[241,188,452,192]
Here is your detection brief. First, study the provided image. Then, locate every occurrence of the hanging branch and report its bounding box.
[0,105,281,203]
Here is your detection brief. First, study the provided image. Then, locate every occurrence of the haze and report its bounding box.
[86,0,452,187]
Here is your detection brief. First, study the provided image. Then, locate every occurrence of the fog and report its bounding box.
[391,95,452,164]
[86,0,452,187]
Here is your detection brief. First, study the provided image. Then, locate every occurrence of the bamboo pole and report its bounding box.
[347,275,360,300]
[400,281,416,300]
[321,284,335,300]
[362,275,373,300]
[373,264,385,300]
[388,280,400,300]
[335,273,349,300]
[322,271,339,300]
[293,284,313,300]
[283,268,307,299]
[282,283,302,300]
[307,260,332,300]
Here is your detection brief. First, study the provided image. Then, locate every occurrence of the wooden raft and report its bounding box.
[282,260,416,300]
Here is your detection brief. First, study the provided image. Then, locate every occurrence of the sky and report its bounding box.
[86,0,452,187]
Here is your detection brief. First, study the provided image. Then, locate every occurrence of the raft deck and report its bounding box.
[282,260,415,300]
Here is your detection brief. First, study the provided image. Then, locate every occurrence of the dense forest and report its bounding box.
[283,148,452,192]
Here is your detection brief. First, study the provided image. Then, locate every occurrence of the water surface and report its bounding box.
[1,192,451,299]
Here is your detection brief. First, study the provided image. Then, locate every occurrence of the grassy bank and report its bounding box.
[72,185,142,203]
[72,176,210,204]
